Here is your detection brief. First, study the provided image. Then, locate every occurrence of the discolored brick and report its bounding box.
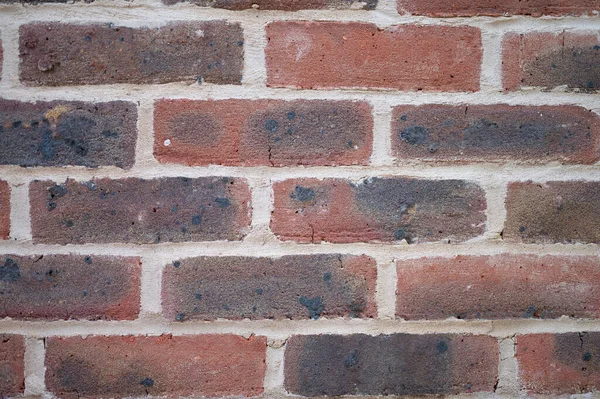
[0,335,24,397]
[396,254,600,320]
[0,254,140,320]
[0,99,137,168]
[397,0,600,16]
[271,177,486,243]
[266,22,481,91]
[0,181,9,240]
[517,332,600,394]
[154,99,373,166]
[45,334,266,399]
[392,104,600,164]
[30,177,251,244]
[503,31,600,92]
[162,254,376,321]
[504,181,600,244]
[19,22,243,86]
[163,0,377,10]
[285,334,498,396]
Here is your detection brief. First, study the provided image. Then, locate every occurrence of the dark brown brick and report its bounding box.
[0,335,24,397]
[0,181,9,240]
[162,254,376,321]
[154,99,373,167]
[163,0,376,10]
[20,22,243,86]
[517,332,600,394]
[503,31,600,92]
[0,99,137,168]
[46,334,266,399]
[397,255,600,320]
[30,177,251,244]
[0,254,140,320]
[505,181,600,244]
[271,177,486,243]
[392,104,600,164]
[397,0,600,16]
[285,334,498,396]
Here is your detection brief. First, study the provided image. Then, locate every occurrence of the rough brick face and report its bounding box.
[396,255,600,320]
[19,22,244,86]
[271,177,486,243]
[0,335,24,397]
[45,334,266,399]
[285,334,498,396]
[503,31,600,92]
[0,181,9,240]
[504,181,600,244]
[30,177,251,244]
[397,0,600,16]
[154,99,373,166]
[517,333,600,394]
[392,104,600,164]
[163,0,376,9]
[266,22,482,91]
[0,255,140,320]
[0,99,137,168]
[162,254,376,321]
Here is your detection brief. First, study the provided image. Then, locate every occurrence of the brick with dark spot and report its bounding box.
[45,334,266,399]
[0,254,140,320]
[396,254,600,320]
[266,22,482,91]
[504,181,600,244]
[285,334,498,396]
[0,181,9,240]
[517,332,600,394]
[503,31,600,92]
[0,99,137,168]
[162,254,376,321]
[271,178,486,243]
[392,105,600,164]
[163,0,377,10]
[30,177,251,244]
[19,22,243,86]
[0,335,24,397]
[154,99,373,166]
[397,0,600,16]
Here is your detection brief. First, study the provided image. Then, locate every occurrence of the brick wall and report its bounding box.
[0,0,599,397]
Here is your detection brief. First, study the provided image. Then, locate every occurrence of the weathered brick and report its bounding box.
[163,0,376,10]
[0,100,137,168]
[271,178,486,243]
[503,31,600,92]
[154,99,372,167]
[0,181,9,240]
[30,177,251,244]
[505,181,600,244]
[0,36,2,81]
[0,335,24,397]
[285,334,498,396]
[392,104,600,164]
[46,334,266,399]
[397,0,600,16]
[266,22,481,91]
[162,254,376,321]
[20,22,243,86]
[517,332,600,394]
[0,254,140,320]
[397,254,600,320]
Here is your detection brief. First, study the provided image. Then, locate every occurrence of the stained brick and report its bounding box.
[0,181,9,240]
[0,335,24,397]
[163,0,377,10]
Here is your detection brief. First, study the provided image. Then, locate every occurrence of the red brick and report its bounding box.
[0,181,8,240]
[392,104,600,164]
[503,31,600,92]
[0,335,24,397]
[154,99,373,166]
[285,334,498,396]
[0,254,140,320]
[397,0,600,16]
[0,99,137,168]
[162,254,376,321]
[20,22,243,86]
[397,254,600,320]
[46,334,266,399]
[266,22,481,91]
[163,0,376,9]
[271,177,486,243]
[505,181,600,244]
[517,332,600,394]
[30,177,251,244]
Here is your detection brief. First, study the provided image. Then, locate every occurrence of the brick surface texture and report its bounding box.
[0,0,598,396]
